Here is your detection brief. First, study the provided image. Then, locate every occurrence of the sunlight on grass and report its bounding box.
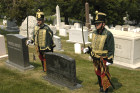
[0,29,140,93]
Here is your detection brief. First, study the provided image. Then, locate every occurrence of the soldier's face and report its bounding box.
[95,23,105,30]
[37,20,44,26]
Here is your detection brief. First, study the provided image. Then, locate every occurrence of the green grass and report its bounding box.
[0,29,140,93]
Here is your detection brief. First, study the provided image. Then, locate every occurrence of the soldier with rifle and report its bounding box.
[83,11,115,93]
[27,9,55,72]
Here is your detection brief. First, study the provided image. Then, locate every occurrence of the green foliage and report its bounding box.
[0,0,37,26]
[0,0,140,26]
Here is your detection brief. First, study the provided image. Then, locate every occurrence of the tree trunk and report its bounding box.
[64,16,69,25]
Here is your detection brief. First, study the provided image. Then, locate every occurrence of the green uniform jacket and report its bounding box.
[32,24,55,51]
[91,28,115,63]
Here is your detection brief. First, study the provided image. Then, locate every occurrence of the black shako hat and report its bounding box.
[36,9,44,21]
[94,11,106,24]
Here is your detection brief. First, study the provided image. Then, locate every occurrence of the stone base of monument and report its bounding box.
[6,60,34,71]
[6,26,19,32]
[114,60,140,69]
[44,76,82,90]
[44,52,82,90]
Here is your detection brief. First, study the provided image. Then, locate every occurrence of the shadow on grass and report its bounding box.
[76,77,83,84]
[109,77,122,93]
[30,61,41,69]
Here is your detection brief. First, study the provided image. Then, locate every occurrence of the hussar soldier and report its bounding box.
[83,11,115,93]
[27,9,55,72]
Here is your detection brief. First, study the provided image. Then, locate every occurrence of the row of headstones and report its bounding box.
[109,25,140,32]
[18,16,91,53]
[0,33,81,89]
[0,16,90,54]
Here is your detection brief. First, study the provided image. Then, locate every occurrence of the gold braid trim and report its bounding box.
[40,46,51,50]
[108,55,114,60]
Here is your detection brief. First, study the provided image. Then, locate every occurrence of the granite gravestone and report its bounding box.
[44,52,81,89]
[6,20,19,32]
[6,34,34,71]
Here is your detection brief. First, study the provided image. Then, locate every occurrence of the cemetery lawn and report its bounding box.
[0,30,140,93]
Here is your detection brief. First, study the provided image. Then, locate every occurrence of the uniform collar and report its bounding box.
[97,28,105,35]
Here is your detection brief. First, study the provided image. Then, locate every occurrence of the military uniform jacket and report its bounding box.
[91,28,115,63]
[33,24,55,51]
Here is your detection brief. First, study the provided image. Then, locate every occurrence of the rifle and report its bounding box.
[100,57,115,89]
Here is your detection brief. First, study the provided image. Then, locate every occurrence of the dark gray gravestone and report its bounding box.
[6,34,34,71]
[44,52,82,89]
[6,20,19,32]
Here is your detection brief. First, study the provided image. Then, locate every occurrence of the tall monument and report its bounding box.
[56,5,61,30]
[85,2,91,30]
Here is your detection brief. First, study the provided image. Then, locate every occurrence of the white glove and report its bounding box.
[83,48,89,54]
[106,62,112,66]
[26,40,32,45]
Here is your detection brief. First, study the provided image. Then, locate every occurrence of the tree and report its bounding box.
[127,0,140,25]
[0,0,38,26]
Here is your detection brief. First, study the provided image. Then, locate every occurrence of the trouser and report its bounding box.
[38,49,53,72]
[39,51,47,72]
[93,59,111,91]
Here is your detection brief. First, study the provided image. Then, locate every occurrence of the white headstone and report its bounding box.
[3,16,7,26]
[59,29,67,36]
[122,25,130,31]
[3,19,7,26]
[53,35,63,51]
[0,35,8,58]
[91,25,96,30]
[74,23,81,29]
[105,25,109,30]
[19,16,37,39]
[74,43,81,54]
[110,27,115,30]
[56,5,61,30]
[89,14,93,24]
[89,33,92,39]
[67,28,91,44]
[129,26,136,32]
[115,25,122,31]
[49,24,57,34]
[60,22,65,29]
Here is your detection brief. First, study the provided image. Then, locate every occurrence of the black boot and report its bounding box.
[103,88,108,93]
[100,87,104,92]
[97,76,104,92]
[41,61,44,72]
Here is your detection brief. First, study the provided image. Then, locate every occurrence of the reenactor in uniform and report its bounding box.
[27,9,55,72]
[83,11,115,93]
